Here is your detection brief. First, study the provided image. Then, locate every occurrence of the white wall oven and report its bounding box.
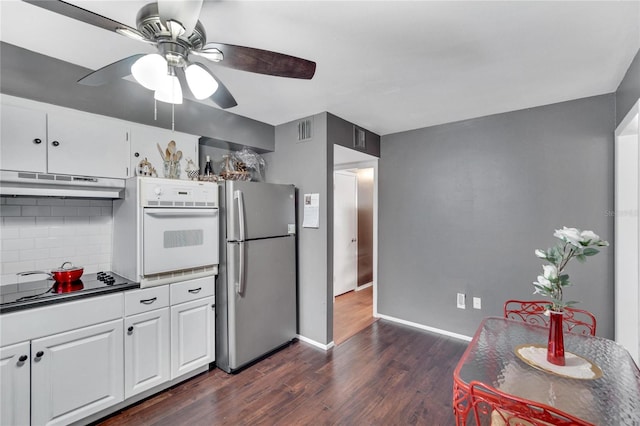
[113,177,219,287]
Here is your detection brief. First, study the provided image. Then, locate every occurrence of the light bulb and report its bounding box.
[154,74,183,104]
[131,54,167,90]
[185,63,219,100]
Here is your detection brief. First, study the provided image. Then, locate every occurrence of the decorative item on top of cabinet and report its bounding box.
[136,158,157,177]
[185,158,199,180]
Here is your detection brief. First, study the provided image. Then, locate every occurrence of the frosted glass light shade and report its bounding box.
[185,63,219,100]
[131,54,167,90]
[154,74,183,104]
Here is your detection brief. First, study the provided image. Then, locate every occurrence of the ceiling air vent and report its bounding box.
[353,126,366,149]
[297,118,312,142]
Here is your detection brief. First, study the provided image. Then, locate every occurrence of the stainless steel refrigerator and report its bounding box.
[216,180,297,373]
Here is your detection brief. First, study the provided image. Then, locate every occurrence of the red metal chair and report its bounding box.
[503,300,596,336]
[468,381,593,426]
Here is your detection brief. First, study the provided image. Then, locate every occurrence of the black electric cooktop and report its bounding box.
[0,271,139,313]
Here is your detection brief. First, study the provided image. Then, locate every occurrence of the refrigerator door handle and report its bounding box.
[234,189,246,241]
[237,241,246,296]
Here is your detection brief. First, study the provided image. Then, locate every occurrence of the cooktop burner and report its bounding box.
[0,271,138,313]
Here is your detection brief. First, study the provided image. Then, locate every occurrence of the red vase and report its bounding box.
[547,311,565,366]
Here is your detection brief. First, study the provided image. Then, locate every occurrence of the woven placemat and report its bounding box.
[515,344,602,380]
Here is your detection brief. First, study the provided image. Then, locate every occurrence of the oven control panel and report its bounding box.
[138,177,218,208]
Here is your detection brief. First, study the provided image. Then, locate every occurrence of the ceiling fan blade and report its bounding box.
[158,0,203,36]
[22,0,136,34]
[200,43,316,79]
[176,66,237,109]
[78,54,146,86]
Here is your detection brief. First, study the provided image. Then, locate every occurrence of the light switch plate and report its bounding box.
[457,293,466,309]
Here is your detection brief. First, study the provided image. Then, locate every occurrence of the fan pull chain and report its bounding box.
[171,103,175,131]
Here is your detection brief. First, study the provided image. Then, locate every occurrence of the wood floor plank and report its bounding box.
[96,320,468,426]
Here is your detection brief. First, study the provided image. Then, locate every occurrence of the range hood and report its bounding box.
[0,171,124,198]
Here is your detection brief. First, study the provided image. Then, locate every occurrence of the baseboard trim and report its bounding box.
[297,334,335,350]
[356,282,373,291]
[376,314,473,342]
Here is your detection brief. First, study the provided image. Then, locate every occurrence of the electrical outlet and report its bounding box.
[473,297,482,309]
[457,293,466,309]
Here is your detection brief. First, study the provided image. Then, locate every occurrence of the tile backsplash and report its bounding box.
[0,197,113,285]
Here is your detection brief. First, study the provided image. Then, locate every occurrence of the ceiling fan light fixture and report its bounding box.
[154,74,183,104]
[166,20,186,39]
[185,63,219,100]
[131,53,168,90]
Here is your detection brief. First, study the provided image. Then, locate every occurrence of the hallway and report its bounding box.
[333,286,377,345]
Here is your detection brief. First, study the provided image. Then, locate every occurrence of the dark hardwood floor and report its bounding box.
[333,285,377,345]
[97,320,468,426]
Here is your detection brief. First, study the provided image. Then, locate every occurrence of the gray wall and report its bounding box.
[264,113,334,345]
[379,94,615,338]
[327,113,381,158]
[357,168,374,286]
[0,42,275,152]
[616,48,640,126]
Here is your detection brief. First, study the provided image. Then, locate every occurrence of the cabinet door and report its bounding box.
[130,124,199,179]
[47,111,129,178]
[0,341,30,426]
[0,103,47,172]
[31,319,124,426]
[170,296,214,379]
[124,308,170,399]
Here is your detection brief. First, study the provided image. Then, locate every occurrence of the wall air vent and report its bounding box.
[297,118,313,142]
[353,126,366,149]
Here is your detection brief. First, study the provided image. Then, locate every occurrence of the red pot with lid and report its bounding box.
[18,261,84,283]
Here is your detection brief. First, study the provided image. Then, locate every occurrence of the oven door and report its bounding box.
[142,208,219,276]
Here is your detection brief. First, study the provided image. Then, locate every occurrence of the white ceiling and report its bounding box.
[1,0,639,136]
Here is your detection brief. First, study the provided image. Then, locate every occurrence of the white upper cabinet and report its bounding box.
[0,96,130,179]
[129,124,199,179]
[47,111,129,179]
[1,103,47,172]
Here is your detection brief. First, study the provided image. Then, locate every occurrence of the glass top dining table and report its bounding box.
[453,317,640,425]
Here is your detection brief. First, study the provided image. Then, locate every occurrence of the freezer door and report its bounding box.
[226,236,296,370]
[226,181,295,241]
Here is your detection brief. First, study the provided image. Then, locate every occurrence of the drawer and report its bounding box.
[125,286,170,316]
[1,293,123,347]
[170,276,215,306]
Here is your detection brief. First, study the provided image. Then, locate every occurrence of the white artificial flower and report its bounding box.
[534,249,547,258]
[542,264,558,280]
[580,230,600,245]
[554,226,582,247]
[534,275,551,287]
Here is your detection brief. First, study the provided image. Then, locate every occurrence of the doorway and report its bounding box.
[614,99,640,364]
[332,145,378,345]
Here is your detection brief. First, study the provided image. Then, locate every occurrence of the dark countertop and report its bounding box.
[0,271,139,314]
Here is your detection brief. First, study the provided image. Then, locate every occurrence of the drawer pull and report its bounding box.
[35,351,44,361]
[140,297,157,305]
[128,326,134,335]
[18,355,28,363]
[33,138,42,145]
[188,287,202,294]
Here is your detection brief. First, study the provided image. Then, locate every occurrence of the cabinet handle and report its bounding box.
[188,287,202,294]
[18,355,28,363]
[33,138,42,145]
[51,140,60,147]
[35,351,44,360]
[139,297,157,305]
[134,152,140,157]
[211,304,215,309]
[127,326,134,335]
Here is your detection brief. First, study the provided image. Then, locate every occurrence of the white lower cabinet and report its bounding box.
[124,309,170,398]
[31,319,124,426]
[170,296,215,378]
[0,341,30,426]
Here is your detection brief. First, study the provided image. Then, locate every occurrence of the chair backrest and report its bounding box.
[468,381,593,426]
[503,300,596,336]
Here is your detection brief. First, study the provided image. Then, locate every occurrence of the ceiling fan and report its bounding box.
[23,0,317,109]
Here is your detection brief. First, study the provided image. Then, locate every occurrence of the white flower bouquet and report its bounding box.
[533,227,609,312]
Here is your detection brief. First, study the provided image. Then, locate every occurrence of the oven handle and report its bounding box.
[144,208,217,217]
